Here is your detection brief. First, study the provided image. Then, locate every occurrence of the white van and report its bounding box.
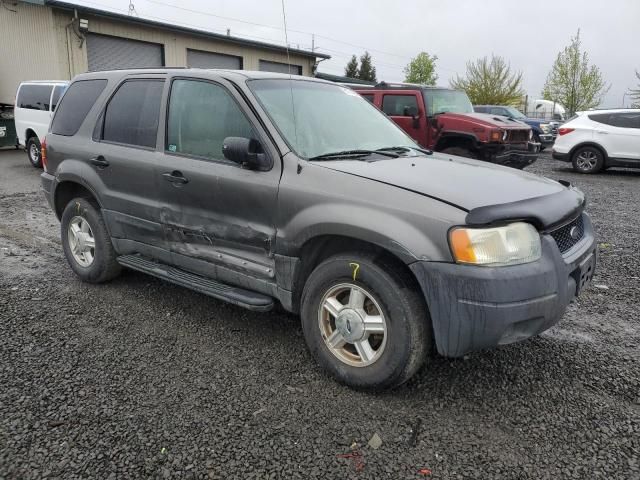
[14,81,68,168]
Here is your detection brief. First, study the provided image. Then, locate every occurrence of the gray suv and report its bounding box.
[41,69,597,389]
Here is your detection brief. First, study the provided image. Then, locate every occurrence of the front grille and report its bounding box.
[550,215,585,253]
[507,130,530,143]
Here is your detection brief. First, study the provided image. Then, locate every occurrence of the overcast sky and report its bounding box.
[75,0,639,107]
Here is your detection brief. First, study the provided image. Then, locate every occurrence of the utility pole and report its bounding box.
[311,34,315,52]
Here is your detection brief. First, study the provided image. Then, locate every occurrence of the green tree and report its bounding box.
[404,52,438,85]
[542,30,609,115]
[344,55,359,78]
[450,55,524,105]
[357,51,377,82]
[629,70,640,107]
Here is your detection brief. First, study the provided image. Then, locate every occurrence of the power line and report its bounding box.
[72,0,461,75]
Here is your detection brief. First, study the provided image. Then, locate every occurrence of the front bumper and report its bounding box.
[410,213,597,357]
[486,141,539,169]
[538,133,555,147]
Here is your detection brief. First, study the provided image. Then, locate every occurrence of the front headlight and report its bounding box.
[540,123,551,133]
[449,222,541,266]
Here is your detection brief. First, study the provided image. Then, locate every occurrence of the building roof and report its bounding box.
[44,0,330,60]
[314,72,375,85]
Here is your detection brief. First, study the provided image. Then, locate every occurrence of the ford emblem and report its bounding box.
[569,226,580,240]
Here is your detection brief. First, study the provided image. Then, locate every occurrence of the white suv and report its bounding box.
[552,109,640,173]
[14,81,68,168]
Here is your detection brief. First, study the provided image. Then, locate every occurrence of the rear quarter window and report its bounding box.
[18,84,53,111]
[51,79,107,136]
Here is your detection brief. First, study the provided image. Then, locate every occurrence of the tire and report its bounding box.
[440,146,478,159]
[571,146,604,174]
[300,252,431,390]
[60,197,121,283]
[26,136,42,168]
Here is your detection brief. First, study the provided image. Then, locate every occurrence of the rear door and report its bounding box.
[90,76,167,249]
[15,83,53,142]
[380,91,426,145]
[155,76,280,281]
[595,112,640,159]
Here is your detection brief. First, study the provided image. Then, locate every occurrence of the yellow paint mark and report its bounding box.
[349,262,360,281]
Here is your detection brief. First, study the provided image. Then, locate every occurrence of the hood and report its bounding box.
[316,153,569,214]
[438,112,529,129]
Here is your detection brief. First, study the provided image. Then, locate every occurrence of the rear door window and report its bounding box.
[382,95,419,116]
[18,84,53,111]
[166,79,256,161]
[102,80,164,148]
[51,85,67,111]
[51,79,108,136]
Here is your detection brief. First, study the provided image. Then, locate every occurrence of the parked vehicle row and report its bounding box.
[473,105,557,150]
[40,69,596,389]
[354,83,539,169]
[552,109,640,173]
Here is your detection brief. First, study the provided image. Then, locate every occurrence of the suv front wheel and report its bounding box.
[61,197,121,283]
[300,252,431,389]
[572,146,604,174]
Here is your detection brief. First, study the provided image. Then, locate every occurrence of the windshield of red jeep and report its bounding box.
[424,89,474,116]
[248,79,417,159]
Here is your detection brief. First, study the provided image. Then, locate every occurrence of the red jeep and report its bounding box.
[354,82,539,169]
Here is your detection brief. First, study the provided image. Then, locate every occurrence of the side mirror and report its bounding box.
[403,105,420,128]
[222,137,270,170]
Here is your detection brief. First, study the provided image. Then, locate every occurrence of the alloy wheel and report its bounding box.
[318,283,387,367]
[67,216,96,267]
[576,150,598,171]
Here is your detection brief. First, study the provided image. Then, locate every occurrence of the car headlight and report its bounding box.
[540,123,551,133]
[449,222,541,266]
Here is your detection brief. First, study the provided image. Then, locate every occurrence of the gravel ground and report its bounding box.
[0,149,638,479]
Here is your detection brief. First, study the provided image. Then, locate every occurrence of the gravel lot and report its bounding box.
[0,149,638,479]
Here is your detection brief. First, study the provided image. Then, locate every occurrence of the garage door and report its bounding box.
[187,49,242,69]
[259,60,302,75]
[87,34,164,72]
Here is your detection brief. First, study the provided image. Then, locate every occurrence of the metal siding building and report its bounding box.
[0,0,329,105]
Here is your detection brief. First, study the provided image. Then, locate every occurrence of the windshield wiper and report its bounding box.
[376,146,433,156]
[309,149,399,161]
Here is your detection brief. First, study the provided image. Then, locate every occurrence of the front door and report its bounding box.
[155,77,280,282]
[379,91,426,146]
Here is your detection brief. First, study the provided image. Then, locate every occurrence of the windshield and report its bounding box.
[248,79,417,159]
[423,89,473,115]
[503,106,526,119]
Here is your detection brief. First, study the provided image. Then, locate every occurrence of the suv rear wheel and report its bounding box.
[300,252,431,389]
[61,197,121,283]
[26,136,42,168]
[572,146,604,174]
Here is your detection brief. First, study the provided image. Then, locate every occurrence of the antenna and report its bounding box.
[280,0,298,148]
[128,0,138,16]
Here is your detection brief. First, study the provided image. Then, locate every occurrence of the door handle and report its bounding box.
[596,130,609,134]
[90,155,109,168]
[162,171,189,184]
